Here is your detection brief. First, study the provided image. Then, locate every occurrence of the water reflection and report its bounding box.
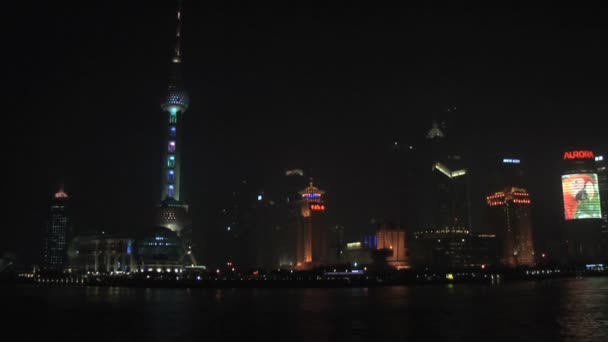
[557,278,608,342]
[3,279,608,341]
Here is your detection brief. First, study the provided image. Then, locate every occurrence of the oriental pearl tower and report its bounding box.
[157,0,190,237]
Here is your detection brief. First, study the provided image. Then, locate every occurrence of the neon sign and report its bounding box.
[564,150,594,160]
[310,204,325,211]
[503,158,520,164]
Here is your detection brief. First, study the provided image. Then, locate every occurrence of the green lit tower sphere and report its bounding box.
[161,78,189,114]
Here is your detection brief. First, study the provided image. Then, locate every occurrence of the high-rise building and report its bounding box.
[419,120,471,231]
[296,179,327,268]
[42,187,72,271]
[596,154,608,230]
[596,154,608,258]
[157,0,190,236]
[561,149,604,262]
[485,157,535,267]
[487,187,535,267]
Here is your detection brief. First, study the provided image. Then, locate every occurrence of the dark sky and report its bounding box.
[3,3,608,263]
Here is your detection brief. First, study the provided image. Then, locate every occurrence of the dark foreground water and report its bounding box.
[3,278,608,341]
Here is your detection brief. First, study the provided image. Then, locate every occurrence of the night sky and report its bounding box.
[4,3,608,263]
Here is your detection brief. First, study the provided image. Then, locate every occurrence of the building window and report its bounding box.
[169,126,176,137]
[168,169,175,183]
[168,155,176,167]
[169,113,177,124]
[168,141,176,153]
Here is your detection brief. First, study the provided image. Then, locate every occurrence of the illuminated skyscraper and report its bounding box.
[561,149,604,262]
[296,179,327,268]
[157,0,190,236]
[487,187,535,267]
[42,187,72,271]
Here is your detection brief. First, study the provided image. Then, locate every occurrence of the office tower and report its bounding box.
[42,187,72,271]
[420,120,471,231]
[487,187,535,267]
[561,149,604,262]
[595,154,608,258]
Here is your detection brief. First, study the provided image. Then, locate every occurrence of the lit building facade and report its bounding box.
[42,187,72,272]
[487,187,535,267]
[156,1,190,236]
[296,179,328,268]
[561,149,604,262]
[376,223,410,269]
[67,233,135,274]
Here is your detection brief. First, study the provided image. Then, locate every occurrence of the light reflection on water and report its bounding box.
[3,278,608,341]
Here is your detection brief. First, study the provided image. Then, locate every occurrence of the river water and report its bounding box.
[4,277,608,341]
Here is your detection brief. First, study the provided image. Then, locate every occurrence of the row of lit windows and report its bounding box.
[487,199,531,206]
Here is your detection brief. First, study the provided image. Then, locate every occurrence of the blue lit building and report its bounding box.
[42,187,72,271]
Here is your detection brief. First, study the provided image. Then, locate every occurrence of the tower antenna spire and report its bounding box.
[173,0,183,64]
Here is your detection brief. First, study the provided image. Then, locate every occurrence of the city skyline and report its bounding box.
[4,3,608,264]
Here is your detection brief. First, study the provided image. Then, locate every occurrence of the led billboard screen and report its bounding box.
[562,173,602,220]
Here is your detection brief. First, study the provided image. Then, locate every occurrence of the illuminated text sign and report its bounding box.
[563,150,594,160]
[502,158,520,164]
[310,204,325,211]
